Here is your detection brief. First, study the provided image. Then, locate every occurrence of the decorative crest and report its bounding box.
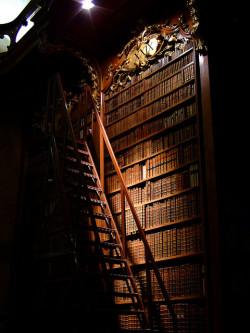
[106,23,190,93]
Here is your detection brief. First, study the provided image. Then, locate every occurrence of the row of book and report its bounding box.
[115,189,200,235]
[159,303,206,333]
[105,43,193,102]
[106,141,199,192]
[145,191,200,229]
[126,221,203,264]
[128,41,193,83]
[104,122,197,174]
[108,164,199,213]
[109,88,196,154]
[106,97,196,139]
[151,263,204,299]
[113,262,204,303]
[107,57,193,113]
[118,314,141,330]
[105,63,194,120]
[105,79,195,132]
[146,143,198,179]
[125,205,146,233]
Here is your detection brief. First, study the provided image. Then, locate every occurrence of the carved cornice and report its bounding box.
[103,23,191,93]
[103,0,206,93]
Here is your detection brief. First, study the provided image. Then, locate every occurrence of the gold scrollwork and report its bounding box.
[107,25,190,93]
[186,0,207,54]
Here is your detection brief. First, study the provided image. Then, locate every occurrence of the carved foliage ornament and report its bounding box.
[105,0,207,94]
[106,23,190,93]
[185,0,207,54]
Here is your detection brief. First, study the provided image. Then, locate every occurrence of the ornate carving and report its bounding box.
[185,0,207,54]
[106,23,190,93]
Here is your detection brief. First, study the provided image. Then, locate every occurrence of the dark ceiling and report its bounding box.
[48,0,185,57]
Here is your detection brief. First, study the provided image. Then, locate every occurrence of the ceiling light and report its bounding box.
[81,0,95,10]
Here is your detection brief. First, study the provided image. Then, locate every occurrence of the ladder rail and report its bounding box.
[53,75,111,279]
[86,85,178,333]
[53,74,149,328]
[84,140,148,322]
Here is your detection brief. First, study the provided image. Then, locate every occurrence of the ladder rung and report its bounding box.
[80,224,116,234]
[90,198,106,206]
[80,240,121,249]
[87,185,102,192]
[107,273,133,280]
[83,172,97,179]
[65,167,79,174]
[81,254,125,264]
[113,291,139,298]
[57,142,89,156]
[70,194,106,206]
[101,241,121,249]
[80,210,111,220]
[93,212,111,220]
[66,183,102,193]
[65,156,92,167]
[64,168,97,180]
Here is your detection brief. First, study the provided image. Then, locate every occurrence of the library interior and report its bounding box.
[0,0,249,332]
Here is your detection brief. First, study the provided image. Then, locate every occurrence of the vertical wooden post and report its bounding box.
[100,92,105,190]
[145,251,153,330]
[121,189,126,256]
[198,53,224,333]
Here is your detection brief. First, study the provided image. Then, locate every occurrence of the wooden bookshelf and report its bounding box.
[101,25,209,332]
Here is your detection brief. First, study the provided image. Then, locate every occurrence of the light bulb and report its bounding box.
[81,0,95,10]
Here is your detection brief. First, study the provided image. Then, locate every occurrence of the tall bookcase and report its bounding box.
[101,24,209,332]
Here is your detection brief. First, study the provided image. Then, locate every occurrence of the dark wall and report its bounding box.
[0,110,23,331]
[0,47,48,331]
[199,1,250,331]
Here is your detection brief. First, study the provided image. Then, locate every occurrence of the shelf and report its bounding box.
[107,82,195,141]
[111,186,199,217]
[105,113,197,158]
[115,294,204,305]
[105,61,195,118]
[105,136,198,176]
[144,215,201,233]
[106,159,199,195]
[126,251,204,268]
[121,215,201,239]
[105,47,193,104]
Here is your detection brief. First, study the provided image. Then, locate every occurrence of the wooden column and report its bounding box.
[198,53,224,333]
[100,92,105,190]
[121,189,126,256]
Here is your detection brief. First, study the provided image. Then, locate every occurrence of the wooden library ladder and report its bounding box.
[31,74,177,332]
[35,73,152,332]
[85,83,178,333]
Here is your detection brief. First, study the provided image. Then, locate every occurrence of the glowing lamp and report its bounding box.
[81,0,95,10]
